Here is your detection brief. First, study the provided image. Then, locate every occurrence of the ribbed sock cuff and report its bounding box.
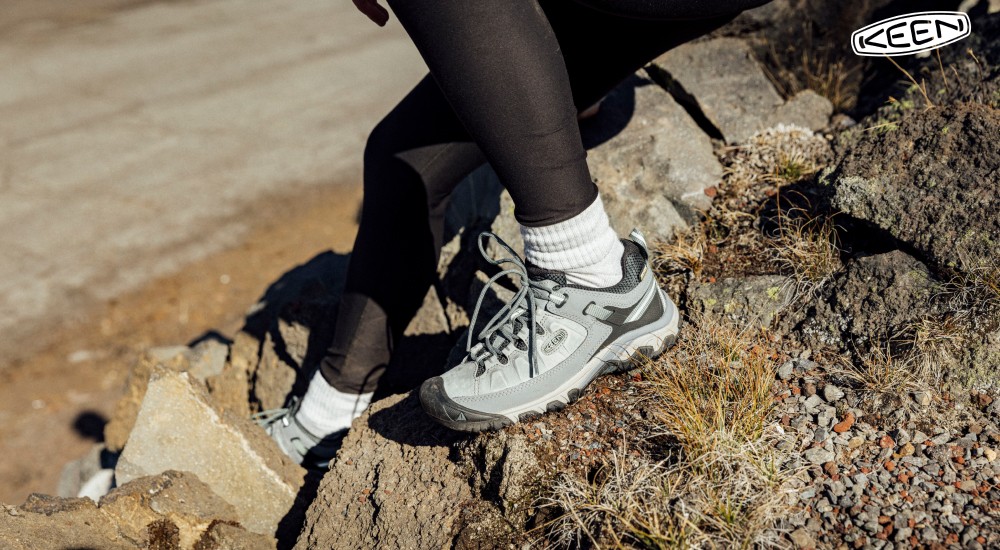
[296,370,373,437]
[519,194,624,288]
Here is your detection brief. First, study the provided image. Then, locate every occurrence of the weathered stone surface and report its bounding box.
[196,520,276,550]
[688,275,795,328]
[1,472,270,550]
[586,75,721,232]
[0,496,136,550]
[773,90,834,134]
[99,470,241,549]
[653,38,832,143]
[116,369,305,536]
[232,251,348,411]
[795,250,939,348]
[830,104,1000,270]
[295,392,471,550]
[105,346,196,452]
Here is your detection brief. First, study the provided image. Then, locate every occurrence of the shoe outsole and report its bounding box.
[419,331,679,433]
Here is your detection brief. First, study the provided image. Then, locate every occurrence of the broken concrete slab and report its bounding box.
[116,369,305,536]
[653,38,832,143]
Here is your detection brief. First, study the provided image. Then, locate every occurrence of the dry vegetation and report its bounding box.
[765,206,841,299]
[541,319,797,549]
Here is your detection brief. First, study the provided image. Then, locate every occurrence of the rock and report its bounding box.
[99,470,243,549]
[196,521,275,550]
[652,37,831,143]
[805,447,836,465]
[804,394,824,413]
[823,384,845,403]
[296,392,471,550]
[833,412,856,434]
[913,391,933,406]
[104,346,196,452]
[233,251,348,410]
[778,360,795,380]
[688,275,794,329]
[773,90,834,133]
[796,250,938,349]
[0,496,135,550]
[830,104,1000,271]
[116,369,305,536]
[790,527,816,548]
[0,473,269,550]
[584,74,723,230]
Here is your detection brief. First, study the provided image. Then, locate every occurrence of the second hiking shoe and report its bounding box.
[419,229,679,432]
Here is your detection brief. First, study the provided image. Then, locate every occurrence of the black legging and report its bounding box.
[319,0,770,394]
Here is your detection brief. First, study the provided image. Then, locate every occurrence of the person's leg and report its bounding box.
[387,0,749,429]
[262,76,486,466]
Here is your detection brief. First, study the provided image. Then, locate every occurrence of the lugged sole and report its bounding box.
[420,300,681,433]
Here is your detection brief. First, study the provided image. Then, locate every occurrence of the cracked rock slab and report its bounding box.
[653,37,832,143]
[116,369,305,536]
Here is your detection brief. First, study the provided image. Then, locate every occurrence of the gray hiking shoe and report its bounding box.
[253,397,343,469]
[420,229,680,432]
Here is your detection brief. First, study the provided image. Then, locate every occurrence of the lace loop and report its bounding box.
[467,232,546,378]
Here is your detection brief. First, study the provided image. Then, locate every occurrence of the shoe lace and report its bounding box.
[467,232,552,379]
[251,396,300,428]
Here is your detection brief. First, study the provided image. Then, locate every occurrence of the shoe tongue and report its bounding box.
[526,263,567,285]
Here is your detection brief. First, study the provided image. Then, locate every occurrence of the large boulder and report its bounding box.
[116,369,305,536]
[652,37,832,144]
[829,104,1000,271]
[584,75,724,227]
[794,250,939,349]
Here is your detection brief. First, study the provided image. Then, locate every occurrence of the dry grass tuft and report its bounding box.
[940,257,1000,330]
[647,321,778,458]
[650,229,706,280]
[766,206,842,298]
[834,343,923,396]
[763,40,862,113]
[540,319,796,549]
[722,126,833,196]
[902,316,966,385]
[542,441,794,550]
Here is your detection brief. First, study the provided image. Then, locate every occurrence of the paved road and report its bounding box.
[0,0,426,364]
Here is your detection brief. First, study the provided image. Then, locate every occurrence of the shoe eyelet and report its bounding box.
[498,355,508,364]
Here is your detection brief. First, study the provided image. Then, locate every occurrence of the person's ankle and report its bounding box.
[296,370,373,437]
[519,194,623,288]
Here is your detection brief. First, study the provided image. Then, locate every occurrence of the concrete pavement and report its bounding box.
[0,0,426,364]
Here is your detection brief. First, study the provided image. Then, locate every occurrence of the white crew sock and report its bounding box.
[519,194,624,288]
[296,370,373,437]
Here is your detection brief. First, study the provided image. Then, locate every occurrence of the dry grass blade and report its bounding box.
[650,229,705,280]
[766,204,841,298]
[646,319,778,460]
[834,343,923,396]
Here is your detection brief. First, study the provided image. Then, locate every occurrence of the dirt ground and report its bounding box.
[0,182,362,504]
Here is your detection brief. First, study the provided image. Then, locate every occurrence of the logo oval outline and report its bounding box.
[851,11,971,57]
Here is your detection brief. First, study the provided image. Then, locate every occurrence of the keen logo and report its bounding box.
[852,12,971,57]
[543,329,568,355]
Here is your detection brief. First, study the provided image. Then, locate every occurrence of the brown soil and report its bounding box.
[0,182,362,504]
